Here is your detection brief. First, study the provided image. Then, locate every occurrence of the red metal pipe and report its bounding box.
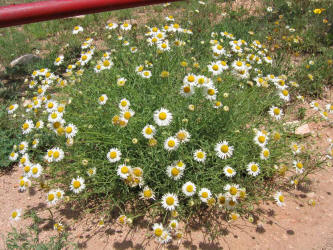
[0,0,182,28]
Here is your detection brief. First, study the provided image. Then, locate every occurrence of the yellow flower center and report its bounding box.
[12,211,18,218]
[279,195,284,202]
[186,185,194,192]
[208,89,215,95]
[121,166,129,174]
[273,108,280,115]
[196,152,204,159]
[48,193,55,201]
[103,60,110,67]
[274,133,281,140]
[19,180,25,187]
[109,151,117,159]
[198,78,205,84]
[99,96,105,102]
[53,122,61,129]
[124,112,131,120]
[212,65,219,71]
[159,112,167,120]
[187,75,195,82]
[166,196,175,205]
[73,180,81,189]
[22,123,29,130]
[161,43,167,49]
[145,127,153,134]
[296,162,303,169]
[219,196,225,204]
[143,189,152,198]
[10,152,15,157]
[20,158,26,164]
[227,168,233,174]
[177,132,186,140]
[121,101,127,107]
[251,165,258,172]
[53,151,60,159]
[133,168,142,177]
[168,140,175,148]
[9,105,14,110]
[123,23,129,27]
[51,113,58,119]
[230,187,237,195]
[66,127,72,134]
[201,192,208,198]
[221,145,229,153]
[152,37,157,43]
[236,61,243,67]
[282,90,289,96]
[183,86,191,93]
[258,136,266,143]
[19,144,24,150]
[24,166,30,173]
[32,167,38,174]
[171,167,180,176]
[263,150,269,157]
[154,228,163,237]
[82,55,87,61]
[74,26,79,30]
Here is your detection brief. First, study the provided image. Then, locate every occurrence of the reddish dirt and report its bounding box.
[1,91,332,249]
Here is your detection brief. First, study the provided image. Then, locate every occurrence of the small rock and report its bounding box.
[307,192,315,198]
[295,124,311,136]
[10,54,40,67]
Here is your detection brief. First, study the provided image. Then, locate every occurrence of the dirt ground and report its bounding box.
[1,90,332,250]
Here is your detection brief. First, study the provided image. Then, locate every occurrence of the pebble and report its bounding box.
[295,124,311,136]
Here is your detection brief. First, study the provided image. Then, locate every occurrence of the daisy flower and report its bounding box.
[18,177,31,192]
[10,209,21,221]
[54,55,64,66]
[193,149,206,162]
[142,124,156,139]
[169,219,178,230]
[164,137,180,151]
[47,190,58,206]
[326,104,333,113]
[22,120,34,134]
[217,193,227,207]
[31,164,43,178]
[152,223,164,239]
[224,183,240,201]
[247,162,260,176]
[65,123,78,138]
[7,104,18,114]
[180,84,195,97]
[182,181,196,197]
[70,176,85,194]
[213,100,223,109]
[161,193,179,211]
[107,148,121,163]
[183,74,197,85]
[203,85,218,101]
[263,56,273,64]
[106,22,118,30]
[9,151,18,161]
[290,142,301,155]
[120,22,132,31]
[166,165,183,180]
[226,198,238,209]
[174,160,186,170]
[212,44,226,55]
[274,191,285,207]
[293,160,304,174]
[141,70,152,78]
[117,164,131,179]
[48,112,63,123]
[23,164,32,177]
[19,153,30,167]
[223,165,236,178]
[260,147,270,160]
[94,64,102,73]
[18,141,29,154]
[102,59,113,70]
[232,60,246,71]
[198,188,212,203]
[118,98,130,110]
[310,101,320,111]
[159,231,172,244]
[268,106,283,120]
[117,77,127,87]
[52,147,64,162]
[254,131,269,147]
[98,94,108,105]
[215,140,234,159]
[121,109,135,120]
[279,89,290,102]
[320,111,329,120]
[157,40,170,51]
[207,61,223,75]
[72,25,83,34]
[154,108,173,126]
[176,129,191,143]
[87,167,96,176]
[140,186,155,200]
[130,47,138,53]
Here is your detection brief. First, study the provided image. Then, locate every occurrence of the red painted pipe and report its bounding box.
[0,0,181,28]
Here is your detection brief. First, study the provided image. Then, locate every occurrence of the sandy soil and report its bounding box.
[1,90,332,250]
